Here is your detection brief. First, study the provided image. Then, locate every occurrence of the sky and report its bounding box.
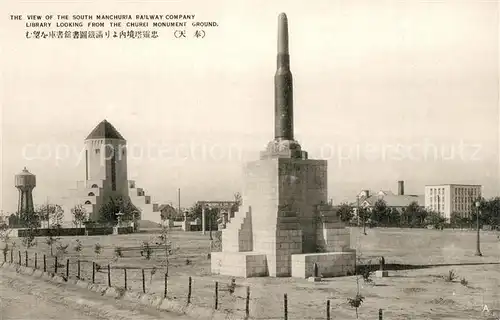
[0,0,499,215]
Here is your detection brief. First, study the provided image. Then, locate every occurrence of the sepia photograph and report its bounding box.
[1,0,499,319]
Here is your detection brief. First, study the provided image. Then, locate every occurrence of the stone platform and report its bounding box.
[211,250,356,279]
[211,251,268,278]
[291,251,356,278]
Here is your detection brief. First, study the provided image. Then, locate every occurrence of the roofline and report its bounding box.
[425,184,482,187]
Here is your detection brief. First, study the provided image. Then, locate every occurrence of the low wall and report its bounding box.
[291,251,356,278]
[14,227,134,237]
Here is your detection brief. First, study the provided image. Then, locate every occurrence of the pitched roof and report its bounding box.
[86,120,125,140]
[362,194,424,207]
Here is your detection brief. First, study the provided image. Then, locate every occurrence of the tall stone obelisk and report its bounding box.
[275,13,293,141]
[211,13,355,279]
[262,13,307,160]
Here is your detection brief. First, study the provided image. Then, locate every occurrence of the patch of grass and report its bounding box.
[460,277,468,287]
[403,287,427,294]
[443,269,458,282]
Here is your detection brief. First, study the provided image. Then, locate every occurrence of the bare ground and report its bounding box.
[3,228,500,319]
[0,265,193,320]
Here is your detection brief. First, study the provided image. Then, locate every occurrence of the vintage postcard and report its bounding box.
[1,1,499,319]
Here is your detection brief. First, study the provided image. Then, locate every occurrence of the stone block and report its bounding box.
[308,276,322,282]
[291,251,356,278]
[211,251,268,278]
[375,270,389,278]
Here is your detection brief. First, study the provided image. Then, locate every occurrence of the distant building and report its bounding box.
[352,181,424,213]
[424,184,482,220]
[61,120,162,224]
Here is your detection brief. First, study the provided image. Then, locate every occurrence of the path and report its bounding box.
[0,267,192,320]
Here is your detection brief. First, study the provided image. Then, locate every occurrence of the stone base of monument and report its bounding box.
[375,270,389,278]
[307,276,322,282]
[181,220,190,231]
[211,251,268,278]
[291,251,356,278]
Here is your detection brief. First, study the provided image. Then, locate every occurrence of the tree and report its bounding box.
[39,204,64,229]
[336,203,354,223]
[19,208,41,248]
[402,202,427,228]
[8,214,20,228]
[425,211,447,229]
[71,204,87,228]
[387,208,401,227]
[98,196,140,225]
[43,204,64,256]
[450,212,463,229]
[357,207,370,235]
[231,192,242,215]
[478,197,500,228]
[370,199,389,226]
[160,204,177,222]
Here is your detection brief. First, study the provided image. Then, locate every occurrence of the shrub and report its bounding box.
[460,278,468,286]
[114,246,123,258]
[444,269,458,282]
[55,243,69,258]
[94,243,102,257]
[347,293,365,319]
[74,240,83,253]
[141,241,152,260]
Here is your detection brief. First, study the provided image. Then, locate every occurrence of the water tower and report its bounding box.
[15,167,36,215]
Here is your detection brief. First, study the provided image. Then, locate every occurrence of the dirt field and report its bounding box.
[3,228,500,320]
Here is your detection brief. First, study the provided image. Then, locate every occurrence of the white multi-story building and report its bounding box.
[424,184,482,221]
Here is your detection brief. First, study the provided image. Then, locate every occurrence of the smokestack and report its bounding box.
[398,181,404,195]
[274,13,294,141]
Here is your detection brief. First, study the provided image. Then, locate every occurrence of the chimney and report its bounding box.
[398,181,404,195]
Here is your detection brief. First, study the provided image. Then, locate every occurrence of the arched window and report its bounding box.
[88,192,95,196]
[91,184,98,188]
[84,200,91,205]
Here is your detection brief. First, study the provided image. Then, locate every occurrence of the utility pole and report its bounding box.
[178,188,181,216]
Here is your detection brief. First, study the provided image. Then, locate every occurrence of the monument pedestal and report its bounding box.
[375,270,389,278]
[181,220,190,231]
[291,251,356,278]
[211,251,268,277]
[307,276,322,282]
[210,156,356,278]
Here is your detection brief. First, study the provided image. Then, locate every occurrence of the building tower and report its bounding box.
[85,119,128,196]
[15,167,36,215]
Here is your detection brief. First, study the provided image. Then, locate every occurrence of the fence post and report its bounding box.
[18,251,21,265]
[246,286,250,317]
[214,281,219,310]
[66,259,69,280]
[379,308,383,320]
[108,264,111,287]
[55,256,58,274]
[284,294,288,320]
[164,272,168,298]
[92,262,95,283]
[327,300,330,320]
[43,254,46,272]
[124,268,127,290]
[142,269,146,293]
[187,276,192,304]
[3,249,6,262]
[25,251,28,267]
[10,249,13,263]
[77,260,80,279]
[34,253,37,269]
